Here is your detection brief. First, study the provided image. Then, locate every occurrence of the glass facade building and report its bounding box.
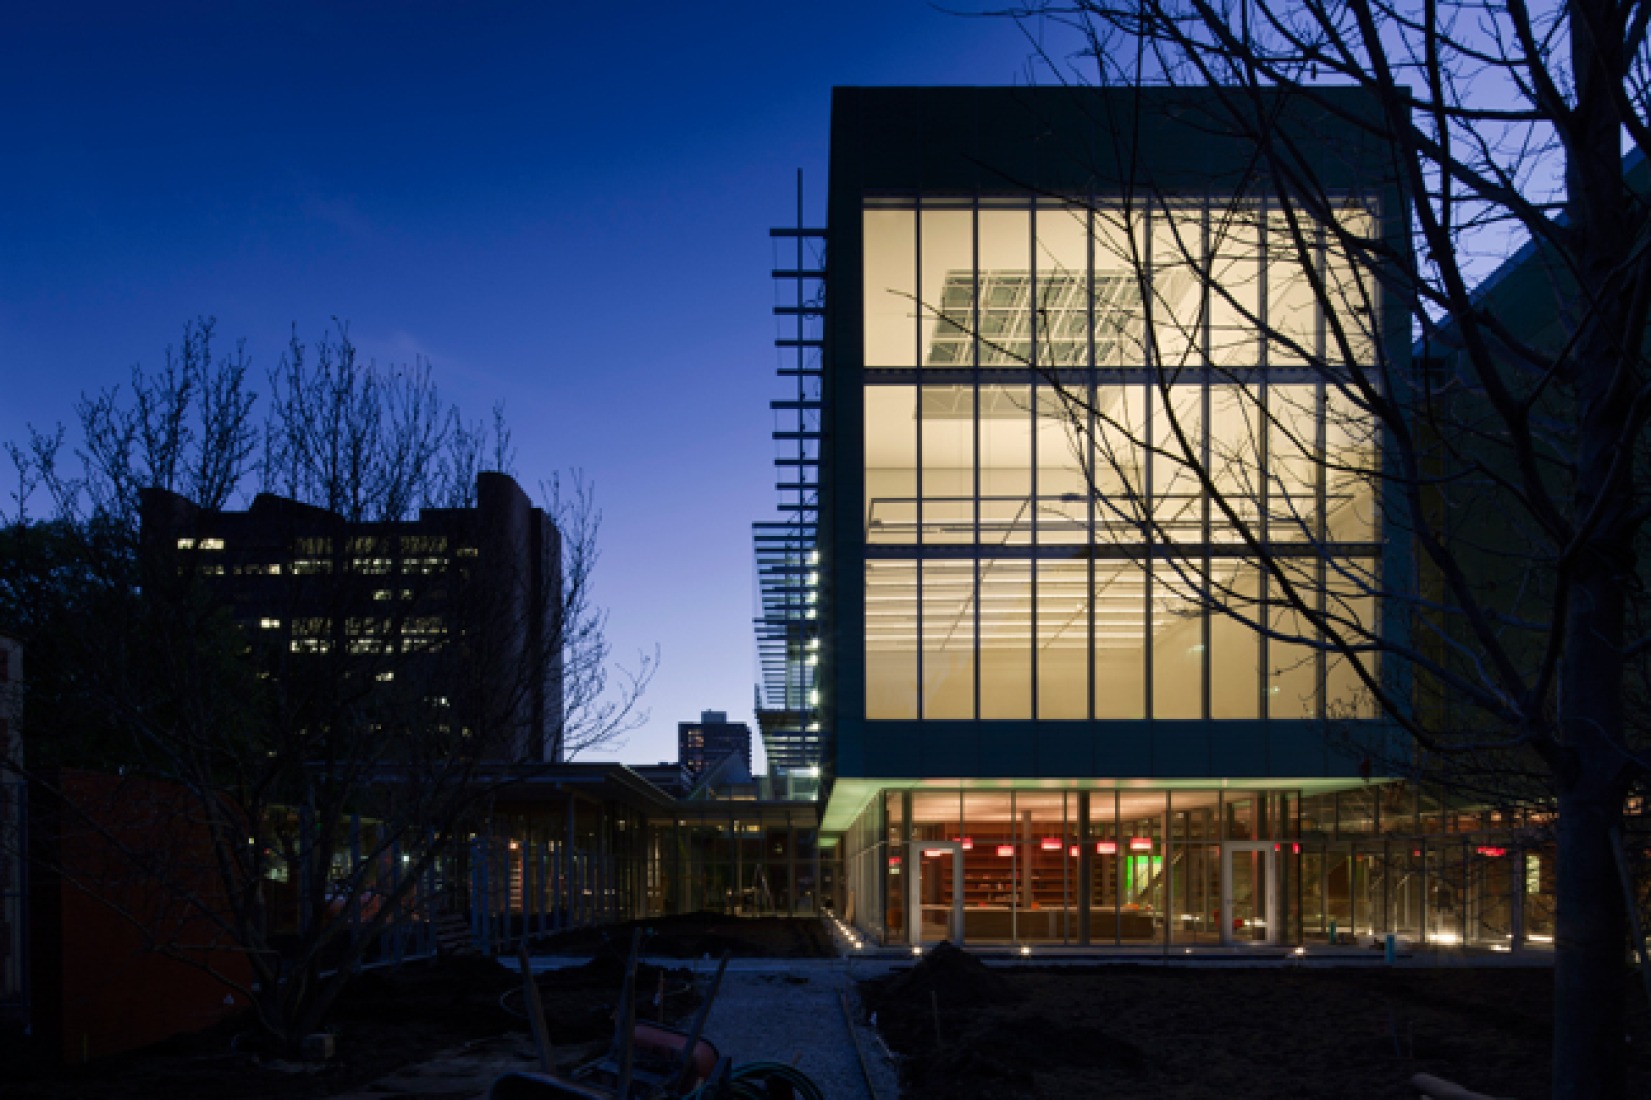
[816,87,1556,950]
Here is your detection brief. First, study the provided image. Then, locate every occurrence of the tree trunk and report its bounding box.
[1552,781,1628,1100]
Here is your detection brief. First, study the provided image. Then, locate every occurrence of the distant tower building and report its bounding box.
[678,710,753,777]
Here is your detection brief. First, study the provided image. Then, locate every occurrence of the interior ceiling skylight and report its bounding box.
[924,270,1144,370]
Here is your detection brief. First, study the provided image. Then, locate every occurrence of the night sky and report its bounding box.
[0,2,1068,768]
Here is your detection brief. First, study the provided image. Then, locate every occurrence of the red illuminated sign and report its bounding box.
[1129,837,1154,853]
[1096,840,1118,855]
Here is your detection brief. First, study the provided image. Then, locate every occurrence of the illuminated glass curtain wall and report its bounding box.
[861,196,1381,722]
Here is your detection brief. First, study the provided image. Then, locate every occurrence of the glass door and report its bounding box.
[909,840,964,945]
[1221,842,1281,945]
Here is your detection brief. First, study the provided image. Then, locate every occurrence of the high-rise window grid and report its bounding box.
[859,195,1382,722]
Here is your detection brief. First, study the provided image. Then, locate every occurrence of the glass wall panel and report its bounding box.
[1266,206,1320,367]
[1094,384,1148,540]
[920,208,974,368]
[1118,791,1166,941]
[1380,781,1417,835]
[1089,791,1122,943]
[1033,202,1092,368]
[1094,560,1147,718]
[1209,560,1261,718]
[1326,383,1378,542]
[1152,384,1204,543]
[1152,559,1204,719]
[865,561,918,719]
[1016,791,1074,942]
[1092,212,1148,367]
[1325,560,1379,718]
[1037,559,1090,719]
[979,557,1032,719]
[1268,558,1321,718]
[1170,791,1221,944]
[885,793,906,941]
[1268,383,1320,539]
[977,206,1033,367]
[921,385,975,545]
[1150,203,1204,369]
[979,385,1033,545]
[961,791,1013,942]
[1324,202,1377,365]
[1467,844,1515,947]
[1035,386,1091,544]
[865,385,917,545]
[1338,787,1380,836]
[1209,200,1262,367]
[864,208,917,367]
[1524,844,1556,944]
[922,559,976,719]
[1208,384,1263,541]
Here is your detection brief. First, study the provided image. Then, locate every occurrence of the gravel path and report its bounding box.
[697,961,900,1100]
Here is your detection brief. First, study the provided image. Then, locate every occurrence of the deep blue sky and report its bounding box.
[0,2,1063,768]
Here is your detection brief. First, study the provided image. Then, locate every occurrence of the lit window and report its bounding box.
[259,618,281,630]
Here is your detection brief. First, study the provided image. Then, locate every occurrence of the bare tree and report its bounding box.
[1,318,652,1053]
[946,2,1651,1094]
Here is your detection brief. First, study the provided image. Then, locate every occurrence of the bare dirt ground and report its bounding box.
[860,943,1651,1099]
[2,913,830,1099]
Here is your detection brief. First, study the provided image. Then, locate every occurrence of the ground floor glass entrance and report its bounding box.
[838,782,1558,950]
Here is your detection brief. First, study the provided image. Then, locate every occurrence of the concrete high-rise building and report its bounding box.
[677,710,753,778]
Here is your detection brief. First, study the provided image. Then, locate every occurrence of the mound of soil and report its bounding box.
[862,963,1651,1100]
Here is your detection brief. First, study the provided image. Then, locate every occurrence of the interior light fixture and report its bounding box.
[996,844,1015,858]
[1129,837,1154,852]
[1096,840,1118,855]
